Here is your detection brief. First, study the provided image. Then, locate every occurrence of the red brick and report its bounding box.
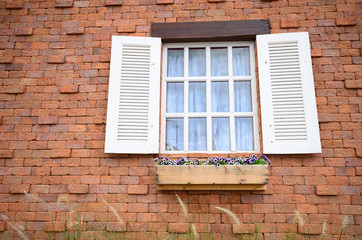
[50,149,71,158]
[117,25,136,33]
[252,204,274,213]
[3,86,25,94]
[0,222,5,231]
[127,203,148,212]
[0,150,13,158]
[355,167,362,176]
[38,116,57,125]
[356,147,362,158]
[105,0,123,6]
[280,20,299,28]
[68,184,88,193]
[81,175,100,184]
[334,149,356,158]
[340,205,362,215]
[5,2,24,9]
[233,224,255,234]
[71,149,90,157]
[100,176,120,184]
[9,203,28,212]
[311,48,322,57]
[127,185,148,195]
[47,55,65,64]
[45,221,65,232]
[62,21,84,35]
[345,80,362,89]
[10,184,30,193]
[0,56,14,63]
[168,223,189,233]
[14,28,33,36]
[336,18,357,26]
[30,185,50,193]
[16,212,36,221]
[156,0,174,4]
[129,167,148,176]
[208,0,225,2]
[298,224,322,234]
[55,0,74,7]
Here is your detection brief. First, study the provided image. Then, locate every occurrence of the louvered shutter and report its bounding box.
[105,36,161,153]
[257,32,321,154]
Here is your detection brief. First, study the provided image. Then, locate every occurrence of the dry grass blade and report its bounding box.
[103,200,124,231]
[191,224,198,240]
[176,194,188,219]
[57,195,69,204]
[214,206,241,227]
[322,220,327,235]
[341,216,348,229]
[4,220,29,240]
[294,210,304,226]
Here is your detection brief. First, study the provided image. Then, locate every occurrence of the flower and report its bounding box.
[154,155,271,166]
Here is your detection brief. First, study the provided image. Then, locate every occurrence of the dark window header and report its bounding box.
[151,20,270,43]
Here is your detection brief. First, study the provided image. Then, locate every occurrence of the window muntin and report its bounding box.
[161,42,260,153]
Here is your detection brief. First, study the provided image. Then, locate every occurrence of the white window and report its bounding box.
[105,32,322,154]
[160,42,259,153]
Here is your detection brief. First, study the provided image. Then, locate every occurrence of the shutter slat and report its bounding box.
[257,32,321,154]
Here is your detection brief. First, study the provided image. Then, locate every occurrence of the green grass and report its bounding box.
[0,193,355,240]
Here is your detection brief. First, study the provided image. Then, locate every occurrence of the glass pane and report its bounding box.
[189,82,206,112]
[166,118,183,151]
[167,82,183,113]
[168,48,184,77]
[233,47,250,76]
[211,47,228,76]
[212,118,230,151]
[234,81,252,112]
[235,118,254,151]
[212,82,229,112]
[189,48,206,77]
[189,118,206,151]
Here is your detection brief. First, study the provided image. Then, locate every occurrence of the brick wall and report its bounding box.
[0,0,361,239]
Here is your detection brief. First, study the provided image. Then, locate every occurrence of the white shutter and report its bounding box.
[105,36,161,153]
[257,32,321,154]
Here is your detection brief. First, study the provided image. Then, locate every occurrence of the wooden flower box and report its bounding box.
[156,165,269,190]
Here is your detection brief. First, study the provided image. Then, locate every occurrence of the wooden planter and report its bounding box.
[156,165,269,190]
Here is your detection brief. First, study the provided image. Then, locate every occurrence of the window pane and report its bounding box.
[167,82,183,113]
[233,47,250,76]
[211,47,228,76]
[168,48,184,77]
[234,81,252,112]
[189,118,206,151]
[235,118,254,151]
[189,48,206,77]
[166,118,183,151]
[212,118,230,151]
[212,82,229,112]
[189,82,206,112]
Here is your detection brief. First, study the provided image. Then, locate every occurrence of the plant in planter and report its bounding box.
[155,155,270,191]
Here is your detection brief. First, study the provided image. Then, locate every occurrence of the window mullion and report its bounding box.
[184,115,189,152]
[249,44,260,153]
[206,45,212,152]
[184,47,189,152]
[230,116,235,152]
[184,47,189,78]
[184,80,189,151]
[228,45,235,151]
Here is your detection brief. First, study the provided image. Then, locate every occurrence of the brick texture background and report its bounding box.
[0,0,361,239]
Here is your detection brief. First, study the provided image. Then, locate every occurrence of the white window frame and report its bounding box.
[160,41,260,153]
